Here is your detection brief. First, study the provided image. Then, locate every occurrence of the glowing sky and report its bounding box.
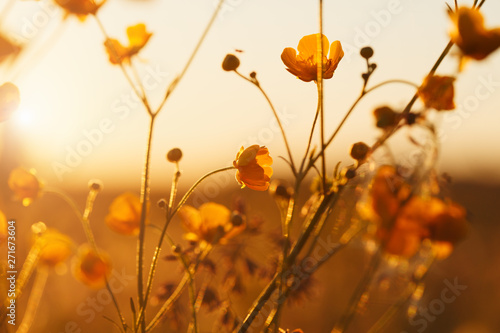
[2,0,500,190]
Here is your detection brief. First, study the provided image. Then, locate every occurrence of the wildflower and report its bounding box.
[105,192,142,235]
[0,82,20,122]
[281,33,344,82]
[104,24,152,65]
[449,7,500,61]
[37,229,73,267]
[222,54,240,71]
[54,0,104,20]
[418,75,456,111]
[7,167,42,206]
[233,145,273,191]
[72,245,112,288]
[178,202,244,245]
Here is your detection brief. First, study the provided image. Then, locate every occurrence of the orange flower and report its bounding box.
[281,33,343,82]
[417,75,455,111]
[105,192,142,235]
[178,203,244,245]
[233,145,273,191]
[37,229,74,267]
[54,0,104,20]
[449,7,500,61]
[0,33,21,64]
[8,167,42,206]
[73,245,112,288]
[0,82,20,122]
[105,24,152,65]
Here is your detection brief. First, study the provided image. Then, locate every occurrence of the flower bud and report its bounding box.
[249,71,257,79]
[88,179,103,191]
[350,142,370,161]
[231,212,244,227]
[166,148,183,163]
[360,46,374,59]
[373,106,398,129]
[157,198,167,209]
[222,54,240,71]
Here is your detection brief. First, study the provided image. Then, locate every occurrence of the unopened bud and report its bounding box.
[222,54,240,71]
[360,46,374,59]
[350,142,370,161]
[231,212,244,226]
[249,71,257,79]
[166,148,183,163]
[373,106,398,129]
[88,179,103,191]
[157,198,167,208]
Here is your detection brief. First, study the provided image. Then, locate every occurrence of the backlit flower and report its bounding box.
[449,7,500,61]
[54,0,104,20]
[8,167,42,206]
[233,145,273,191]
[0,33,21,64]
[178,203,244,245]
[0,82,20,122]
[105,24,152,65]
[281,33,344,82]
[73,244,112,288]
[38,229,74,267]
[418,75,455,111]
[105,192,142,235]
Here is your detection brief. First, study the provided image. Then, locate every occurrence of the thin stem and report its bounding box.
[136,166,235,329]
[300,91,321,174]
[318,0,326,194]
[155,0,226,115]
[136,116,156,332]
[82,188,99,250]
[146,246,213,332]
[234,70,296,175]
[167,162,181,215]
[332,249,382,333]
[16,267,49,333]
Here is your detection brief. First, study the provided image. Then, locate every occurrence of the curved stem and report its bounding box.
[234,70,297,175]
[136,166,234,329]
[155,0,226,115]
[300,89,321,174]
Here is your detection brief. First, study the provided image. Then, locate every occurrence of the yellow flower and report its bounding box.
[281,33,343,82]
[449,7,500,61]
[54,0,104,20]
[7,167,42,206]
[0,82,20,122]
[72,244,112,288]
[178,203,244,245]
[105,192,142,235]
[37,229,74,267]
[417,75,455,111]
[233,145,273,191]
[104,24,152,65]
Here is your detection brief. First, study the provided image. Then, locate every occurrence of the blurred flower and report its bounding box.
[373,106,398,129]
[233,145,273,191]
[105,24,152,65]
[8,167,42,206]
[72,244,112,288]
[0,32,21,64]
[449,7,500,61]
[105,192,142,235]
[178,203,244,245]
[418,75,456,111]
[54,0,104,20]
[37,229,74,267]
[281,33,343,82]
[0,82,20,122]
[350,142,370,162]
